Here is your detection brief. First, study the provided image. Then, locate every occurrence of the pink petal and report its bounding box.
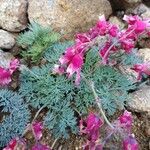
[59,47,75,65]
[32,143,51,150]
[32,122,43,140]
[109,25,119,37]
[9,59,20,74]
[0,67,11,86]
[76,33,90,43]
[66,54,83,77]
[135,20,146,33]
[131,63,150,80]
[123,134,139,150]
[119,110,132,131]
[3,138,17,150]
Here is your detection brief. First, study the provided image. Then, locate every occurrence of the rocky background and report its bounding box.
[0,0,150,149]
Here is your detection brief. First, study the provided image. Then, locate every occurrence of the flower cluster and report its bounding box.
[111,111,138,150]
[54,15,150,84]
[80,113,103,150]
[0,59,19,86]
[3,138,26,150]
[81,111,139,150]
[3,122,51,150]
[31,122,50,150]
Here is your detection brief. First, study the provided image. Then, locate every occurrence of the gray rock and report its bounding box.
[109,16,125,29]
[134,3,150,18]
[0,50,14,68]
[138,48,150,63]
[124,0,141,3]
[129,86,150,115]
[0,0,28,32]
[0,30,15,49]
[28,0,112,35]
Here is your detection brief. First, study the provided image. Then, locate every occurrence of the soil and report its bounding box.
[23,110,149,150]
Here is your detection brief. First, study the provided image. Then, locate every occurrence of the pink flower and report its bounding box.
[0,67,11,86]
[110,110,132,136]
[0,58,20,86]
[80,113,103,142]
[96,15,109,36]
[3,138,17,150]
[3,138,26,150]
[66,54,83,76]
[58,44,85,85]
[123,134,139,150]
[76,33,91,43]
[80,113,103,150]
[32,122,43,140]
[119,110,132,132]
[123,15,149,34]
[131,63,150,80]
[109,25,119,37]
[121,40,134,53]
[59,46,75,65]
[32,143,51,150]
[9,59,20,74]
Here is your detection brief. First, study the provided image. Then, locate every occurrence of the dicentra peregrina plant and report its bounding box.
[53,14,149,149]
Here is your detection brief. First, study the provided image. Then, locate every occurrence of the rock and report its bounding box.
[0,50,14,68]
[118,65,138,83]
[28,0,112,35]
[139,38,150,49]
[129,86,150,114]
[138,48,150,62]
[0,30,15,49]
[0,0,28,32]
[133,3,150,18]
[109,16,125,29]
[124,0,141,3]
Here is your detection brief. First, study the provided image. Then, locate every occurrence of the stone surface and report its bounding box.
[0,30,15,49]
[138,48,150,62]
[0,50,14,68]
[124,0,141,3]
[118,65,138,83]
[129,86,150,114]
[0,0,28,32]
[139,38,150,49]
[28,0,112,35]
[109,16,125,29]
[132,3,150,18]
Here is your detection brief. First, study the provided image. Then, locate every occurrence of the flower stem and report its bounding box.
[51,138,59,149]
[90,82,114,129]
[81,74,114,129]
[22,105,45,136]
[103,28,135,63]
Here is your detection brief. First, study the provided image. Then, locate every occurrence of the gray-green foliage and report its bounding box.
[77,49,136,115]
[121,49,143,66]
[0,90,30,147]
[19,42,77,138]
[19,42,136,139]
[19,65,77,138]
[17,22,60,63]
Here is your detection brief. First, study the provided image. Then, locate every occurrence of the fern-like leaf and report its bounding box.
[0,90,30,147]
